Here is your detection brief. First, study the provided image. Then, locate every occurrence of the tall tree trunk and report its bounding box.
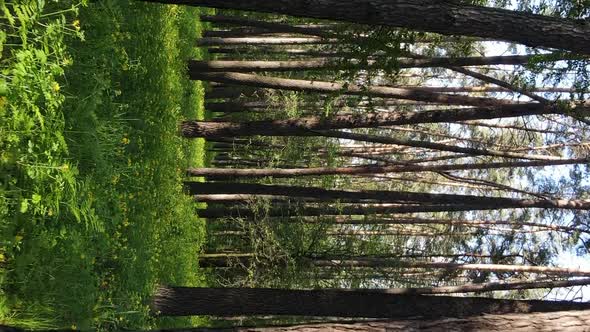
[187,158,589,179]
[190,55,564,72]
[197,201,589,219]
[290,215,587,234]
[141,0,590,55]
[181,103,571,138]
[186,182,590,210]
[6,311,590,331]
[166,311,590,331]
[189,71,516,107]
[151,287,590,317]
[190,56,533,72]
[311,259,590,277]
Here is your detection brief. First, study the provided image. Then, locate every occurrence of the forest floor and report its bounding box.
[0,1,210,330]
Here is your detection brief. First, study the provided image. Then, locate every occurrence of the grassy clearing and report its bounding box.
[0,0,208,330]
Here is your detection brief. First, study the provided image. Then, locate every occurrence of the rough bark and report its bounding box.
[151,286,590,318]
[7,311,590,331]
[141,0,590,55]
[181,103,572,138]
[159,311,590,331]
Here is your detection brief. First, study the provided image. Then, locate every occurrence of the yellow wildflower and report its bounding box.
[51,82,60,93]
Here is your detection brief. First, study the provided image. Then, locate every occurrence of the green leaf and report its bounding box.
[31,193,42,205]
[20,200,29,213]
[0,79,7,96]
[1,2,15,26]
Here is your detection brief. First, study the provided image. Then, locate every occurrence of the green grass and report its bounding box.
[0,0,209,330]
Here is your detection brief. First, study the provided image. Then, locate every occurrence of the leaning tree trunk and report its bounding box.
[315,130,559,161]
[151,287,590,317]
[141,0,590,55]
[189,71,515,107]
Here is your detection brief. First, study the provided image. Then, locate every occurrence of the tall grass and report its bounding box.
[0,0,208,330]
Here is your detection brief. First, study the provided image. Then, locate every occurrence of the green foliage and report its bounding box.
[1,0,210,330]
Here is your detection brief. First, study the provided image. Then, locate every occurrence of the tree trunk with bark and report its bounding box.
[187,158,589,179]
[189,71,516,107]
[5,311,590,331]
[186,182,590,210]
[311,259,590,277]
[196,201,582,219]
[141,0,590,55]
[190,54,550,72]
[200,15,334,38]
[181,103,572,139]
[151,286,590,317]
[197,37,336,47]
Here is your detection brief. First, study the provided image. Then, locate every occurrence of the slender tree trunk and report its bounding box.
[190,55,561,72]
[181,103,572,139]
[317,130,561,161]
[197,37,336,47]
[312,259,590,277]
[289,216,587,234]
[186,182,590,210]
[201,15,334,38]
[189,71,516,107]
[187,158,589,180]
[204,28,279,38]
[407,86,577,93]
[196,201,585,219]
[206,47,354,58]
[151,286,590,317]
[141,0,590,55]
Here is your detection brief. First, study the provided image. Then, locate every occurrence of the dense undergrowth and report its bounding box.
[0,0,209,329]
